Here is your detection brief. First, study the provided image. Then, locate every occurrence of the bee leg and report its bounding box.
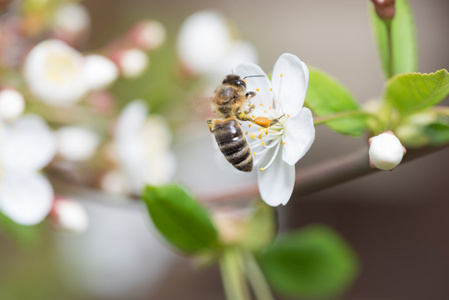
[268,114,285,126]
[245,91,256,100]
[207,119,215,133]
[244,104,255,114]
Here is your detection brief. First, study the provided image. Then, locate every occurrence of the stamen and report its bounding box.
[252,115,255,118]
[282,142,285,145]
[270,88,272,92]
[248,124,252,127]
[280,73,283,77]
[258,134,262,139]
[256,88,259,91]
[250,134,256,139]
[261,142,265,146]
[245,131,248,135]
[260,168,264,172]
[259,103,263,107]
[269,106,272,109]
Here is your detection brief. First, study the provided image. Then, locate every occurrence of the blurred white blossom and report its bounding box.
[369,131,406,171]
[116,49,149,78]
[82,54,119,91]
[0,115,56,225]
[130,20,166,50]
[114,100,175,194]
[53,2,90,36]
[235,53,315,206]
[0,88,25,122]
[55,126,100,161]
[51,196,89,233]
[24,39,87,105]
[177,10,258,78]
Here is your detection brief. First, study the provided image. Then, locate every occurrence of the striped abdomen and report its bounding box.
[212,118,253,172]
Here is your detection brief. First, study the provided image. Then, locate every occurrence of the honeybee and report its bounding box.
[207,74,279,172]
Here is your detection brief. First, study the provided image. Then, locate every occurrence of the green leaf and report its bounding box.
[142,184,219,253]
[241,201,276,252]
[385,69,449,114]
[306,67,367,136]
[424,121,449,145]
[370,0,417,77]
[258,224,359,298]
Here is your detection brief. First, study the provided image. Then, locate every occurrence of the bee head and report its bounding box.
[222,75,246,89]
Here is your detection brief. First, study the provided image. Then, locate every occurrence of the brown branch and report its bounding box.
[198,143,449,203]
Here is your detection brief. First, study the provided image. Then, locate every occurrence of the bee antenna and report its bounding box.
[242,75,265,79]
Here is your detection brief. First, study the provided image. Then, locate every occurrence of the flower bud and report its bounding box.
[50,196,88,233]
[371,0,395,21]
[0,88,25,121]
[128,20,166,51]
[369,131,406,171]
[82,54,118,91]
[114,49,149,78]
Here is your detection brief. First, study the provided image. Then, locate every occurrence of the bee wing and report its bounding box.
[190,95,214,117]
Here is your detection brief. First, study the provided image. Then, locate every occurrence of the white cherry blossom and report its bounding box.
[0,115,57,225]
[235,53,315,206]
[114,100,175,194]
[23,39,87,105]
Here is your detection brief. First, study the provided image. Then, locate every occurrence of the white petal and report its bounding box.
[0,173,54,225]
[0,89,25,121]
[56,126,100,161]
[235,62,273,111]
[282,107,315,165]
[257,148,295,206]
[271,53,309,117]
[0,115,56,172]
[53,198,89,233]
[83,55,118,91]
[115,100,148,139]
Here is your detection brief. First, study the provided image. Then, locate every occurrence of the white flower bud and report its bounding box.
[131,20,166,50]
[54,3,90,36]
[0,89,25,121]
[118,49,149,78]
[82,54,118,91]
[369,132,406,171]
[52,197,88,233]
[55,126,100,161]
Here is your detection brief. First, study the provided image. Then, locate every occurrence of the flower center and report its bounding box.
[247,109,287,172]
[45,51,79,84]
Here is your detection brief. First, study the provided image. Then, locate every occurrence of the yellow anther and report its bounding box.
[245,131,248,135]
[252,115,255,118]
[270,88,272,92]
[269,106,272,109]
[265,131,268,135]
[261,142,265,146]
[275,100,278,103]
[260,167,264,172]
[256,88,260,91]
[244,79,247,82]
[253,152,256,155]
[287,114,290,117]
[264,110,267,113]
[258,134,262,139]
[280,73,283,77]
[282,142,286,145]
[259,103,263,107]
[248,124,252,127]
[250,134,256,139]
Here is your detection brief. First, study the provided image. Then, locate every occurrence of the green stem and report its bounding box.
[385,20,393,78]
[431,106,449,116]
[313,110,374,126]
[240,250,274,300]
[219,248,251,300]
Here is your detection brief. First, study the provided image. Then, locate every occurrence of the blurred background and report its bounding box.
[1,0,449,299]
